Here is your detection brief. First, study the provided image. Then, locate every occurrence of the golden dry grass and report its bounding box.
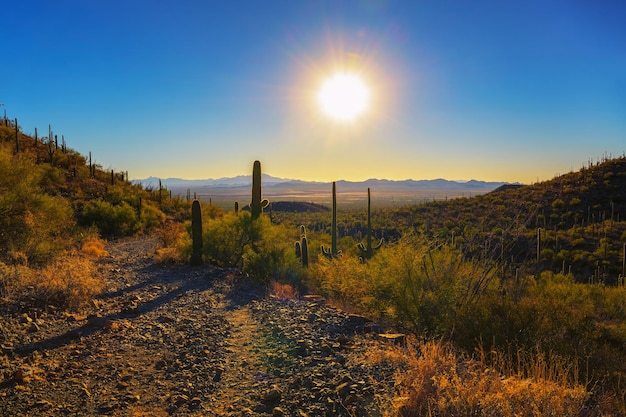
[269,281,299,300]
[154,247,182,264]
[1,256,104,311]
[361,338,588,417]
[81,236,109,257]
[154,222,188,264]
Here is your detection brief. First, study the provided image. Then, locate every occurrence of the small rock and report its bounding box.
[263,389,282,403]
[272,406,285,416]
[87,314,104,327]
[347,314,370,325]
[103,319,119,330]
[65,329,82,339]
[35,399,54,409]
[378,333,406,345]
[336,382,352,397]
[97,401,118,413]
[172,394,189,405]
[302,295,325,303]
[123,394,140,403]
[252,403,268,413]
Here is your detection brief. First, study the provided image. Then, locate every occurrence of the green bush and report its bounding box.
[200,213,261,268]
[138,202,166,232]
[81,199,138,237]
[0,145,75,262]
[312,235,498,336]
[243,219,301,285]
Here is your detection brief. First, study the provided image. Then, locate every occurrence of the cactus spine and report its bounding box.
[251,160,269,219]
[295,225,309,268]
[191,199,203,265]
[321,181,340,258]
[357,187,383,260]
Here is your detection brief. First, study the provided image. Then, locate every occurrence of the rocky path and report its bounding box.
[1,237,401,416]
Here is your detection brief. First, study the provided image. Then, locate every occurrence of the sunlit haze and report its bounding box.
[2,1,625,184]
[318,72,370,121]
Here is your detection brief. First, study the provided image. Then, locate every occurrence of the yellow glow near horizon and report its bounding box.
[317,72,370,121]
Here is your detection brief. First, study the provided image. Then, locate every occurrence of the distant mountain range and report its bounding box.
[136,174,516,190]
[135,175,519,206]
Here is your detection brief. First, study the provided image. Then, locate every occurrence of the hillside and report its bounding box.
[0,119,179,264]
[384,155,626,282]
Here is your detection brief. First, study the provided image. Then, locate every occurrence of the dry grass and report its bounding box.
[1,256,104,311]
[81,236,109,257]
[269,281,299,300]
[361,338,588,417]
[154,247,183,264]
[154,222,188,264]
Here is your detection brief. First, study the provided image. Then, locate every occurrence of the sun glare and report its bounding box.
[317,72,370,121]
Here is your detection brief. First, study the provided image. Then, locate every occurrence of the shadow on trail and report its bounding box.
[13,263,236,356]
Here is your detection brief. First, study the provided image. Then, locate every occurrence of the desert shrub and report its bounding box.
[81,199,138,237]
[242,218,301,285]
[314,254,393,318]
[383,236,498,337]
[311,235,498,335]
[138,202,166,232]
[196,213,300,284]
[200,213,261,268]
[81,236,109,257]
[393,341,587,417]
[0,146,75,262]
[0,262,30,299]
[1,256,104,310]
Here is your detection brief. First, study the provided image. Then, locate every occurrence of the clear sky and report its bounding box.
[2,1,625,183]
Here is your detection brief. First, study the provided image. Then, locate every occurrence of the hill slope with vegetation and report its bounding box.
[0,117,182,309]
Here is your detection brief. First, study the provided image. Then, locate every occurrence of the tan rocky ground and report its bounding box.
[1,237,401,416]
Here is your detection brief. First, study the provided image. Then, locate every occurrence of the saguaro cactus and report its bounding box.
[321,182,340,258]
[295,225,309,268]
[191,199,203,265]
[536,227,541,262]
[357,188,383,260]
[251,160,269,219]
[14,118,19,153]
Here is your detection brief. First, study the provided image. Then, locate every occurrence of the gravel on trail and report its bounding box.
[1,236,405,416]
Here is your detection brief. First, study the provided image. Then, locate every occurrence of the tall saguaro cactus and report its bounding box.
[191,199,203,265]
[357,188,383,260]
[295,225,309,268]
[251,160,269,219]
[14,118,19,153]
[536,228,542,262]
[321,181,340,258]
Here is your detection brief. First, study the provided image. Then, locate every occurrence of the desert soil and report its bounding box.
[0,236,403,416]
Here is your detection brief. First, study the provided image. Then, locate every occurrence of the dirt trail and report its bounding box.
[0,236,399,416]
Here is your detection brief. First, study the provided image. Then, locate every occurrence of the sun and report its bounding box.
[317,72,370,122]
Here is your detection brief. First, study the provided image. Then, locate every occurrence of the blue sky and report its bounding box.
[2,0,625,183]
